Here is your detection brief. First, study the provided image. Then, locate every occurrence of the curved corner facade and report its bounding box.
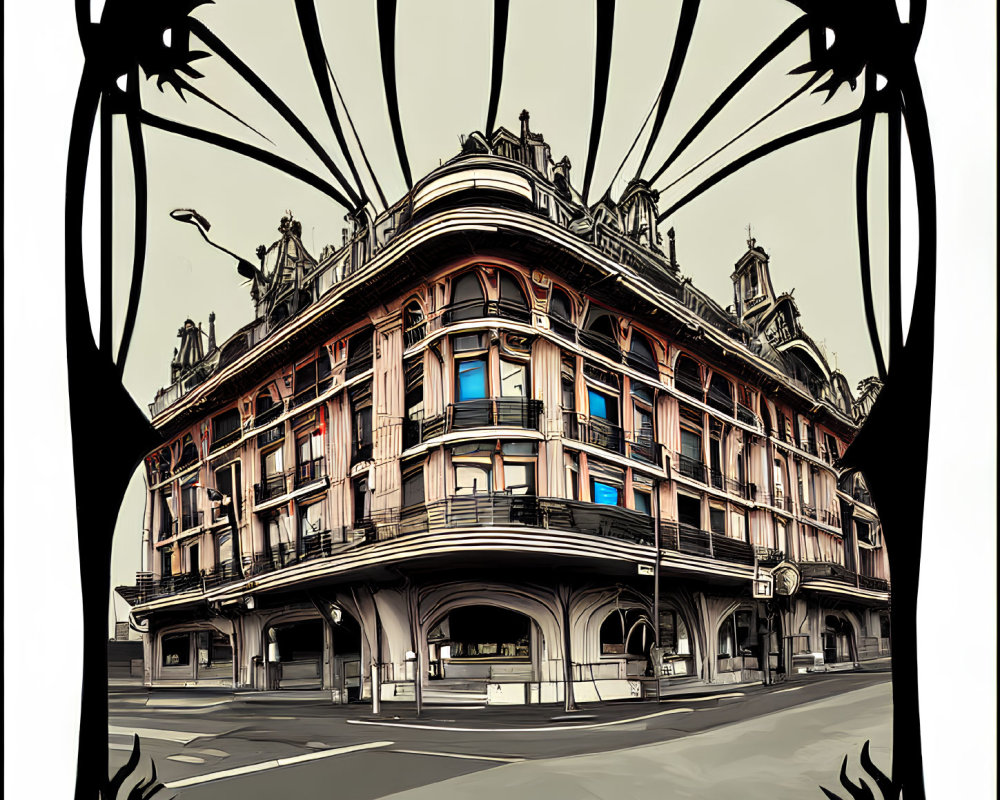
[119,119,890,703]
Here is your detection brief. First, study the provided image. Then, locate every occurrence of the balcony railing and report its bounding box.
[674,453,707,483]
[800,504,817,520]
[757,491,794,512]
[254,473,287,504]
[625,351,658,377]
[798,560,856,583]
[674,373,703,400]
[819,508,842,528]
[736,404,760,427]
[706,388,735,416]
[627,434,663,466]
[755,546,786,567]
[252,403,283,429]
[443,299,533,326]
[180,510,203,531]
[210,428,241,453]
[294,457,326,488]
[403,323,427,348]
[661,523,755,565]
[352,440,374,465]
[447,399,543,431]
[403,412,447,448]
[548,313,576,341]
[578,328,621,361]
[859,574,891,592]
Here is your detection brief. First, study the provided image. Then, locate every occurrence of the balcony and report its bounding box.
[674,373,703,401]
[548,313,576,341]
[443,299,532,326]
[403,412,447,449]
[627,434,664,466]
[819,508,842,528]
[209,428,241,453]
[674,453,707,483]
[351,440,373,465]
[252,402,283,429]
[294,457,326,488]
[800,504,817,521]
[661,523,755,565]
[447,399,543,431]
[798,560,856,583]
[578,328,621,361]
[709,470,751,499]
[736,404,759,427]
[180,510,204,532]
[403,322,427,348]
[254,473,287,504]
[859,574,891,592]
[755,546,786,567]
[625,351,658,378]
[706,387,735,416]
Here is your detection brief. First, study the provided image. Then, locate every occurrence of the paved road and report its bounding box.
[107,673,891,799]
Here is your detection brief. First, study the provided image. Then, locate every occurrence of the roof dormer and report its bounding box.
[731,232,777,325]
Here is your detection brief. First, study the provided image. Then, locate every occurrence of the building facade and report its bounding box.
[118,113,890,704]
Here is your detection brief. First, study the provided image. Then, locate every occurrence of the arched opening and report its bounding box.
[717,607,759,673]
[448,272,486,323]
[549,287,575,339]
[707,372,735,416]
[627,332,658,376]
[581,313,621,360]
[403,301,426,347]
[823,614,855,665]
[497,270,531,322]
[427,605,533,682]
[264,611,363,698]
[674,354,703,400]
[599,608,655,677]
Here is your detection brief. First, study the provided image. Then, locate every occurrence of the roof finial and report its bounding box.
[746,223,755,249]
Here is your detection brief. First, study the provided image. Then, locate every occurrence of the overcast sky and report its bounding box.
[108,0,897,622]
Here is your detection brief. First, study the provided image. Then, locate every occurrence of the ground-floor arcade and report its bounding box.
[137,570,890,703]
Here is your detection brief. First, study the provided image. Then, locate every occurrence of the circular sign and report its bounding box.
[771,562,801,596]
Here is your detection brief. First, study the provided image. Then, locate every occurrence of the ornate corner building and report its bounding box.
[118,113,890,704]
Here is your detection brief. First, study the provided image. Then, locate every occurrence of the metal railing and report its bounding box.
[443,298,533,326]
[706,388,735,416]
[755,546,786,567]
[736,404,760,427]
[210,427,241,453]
[257,423,284,448]
[447,398,543,431]
[660,523,755,565]
[403,323,427,348]
[626,351,658,377]
[403,412,447,448]
[180,511,203,531]
[674,374,703,400]
[578,328,621,361]
[252,403,283,429]
[254,473,287,504]
[674,453,707,483]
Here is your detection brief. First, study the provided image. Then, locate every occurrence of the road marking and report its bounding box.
[163,741,394,789]
[390,749,524,763]
[168,755,206,764]
[192,748,230,758]
[662,692,745,702]
[773,685,805,694]
[347,707,693,733]
[108,726,216,745]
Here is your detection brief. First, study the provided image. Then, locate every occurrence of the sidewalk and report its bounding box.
[376,680,894,800]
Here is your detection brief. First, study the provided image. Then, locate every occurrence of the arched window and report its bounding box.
[627,332,657,376]
[403,301,426,347]
[448,272,486,323]
[600,609,654,657]
[549,288,575,339]
[581,313,621,360]
[674,355,703,399]
[718,608,755,660]
[427,606,532,667]
[707,372,735,415]
[497,270,530,322]
[255,389,277,426]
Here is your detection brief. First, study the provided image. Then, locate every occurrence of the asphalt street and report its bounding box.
[107,672,891,799]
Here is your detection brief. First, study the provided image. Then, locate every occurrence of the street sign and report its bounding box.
[753,575,774,598]
[637,564,654,576]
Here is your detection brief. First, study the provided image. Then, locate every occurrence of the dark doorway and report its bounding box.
[270,618,324,689]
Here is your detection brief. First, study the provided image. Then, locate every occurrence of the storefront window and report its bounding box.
[718,609,754,658]
[162,633,190,666]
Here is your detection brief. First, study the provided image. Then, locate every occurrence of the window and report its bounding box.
[160,547,173,578]
[675,355,703,399]
[718,609,754,659]
[346,328,373,380]
[158,489,174,540]
[564,452,580,500]
[162,633,190,667]
[549,288,574,336]
[180,473,200,530]
[633,490,651,515]
[213,461,242,523]
[709,505,726,536]
[210,408,241,451]
[176,434,198,469]
[677,494,701,528]
[582,313,621,359]
[403,302,426,347]
[455,464,492,495]
[266,512,294,565]
[196,630,232,668]
[678,428,704,480]
[350,384,373,464]
[591,479,621,506]
[628,332,657,375]
[449,272,485,321]
[600,609,654,656]
[299,500,328,543]
[456,358,487,402]
[824,433,841,463]
[502,462,534,495]
[631,381,654,405]
[185,542,200,575]
[500,360,528,398]
[453,332,486,352]
[352,476,371,525]
[402,465,425,507]
[660,609,691,655]
[588,388,617,421]
[707,373,735,415]
[295,419,324,486]
[497,270,530,320]
[215,531,232,571]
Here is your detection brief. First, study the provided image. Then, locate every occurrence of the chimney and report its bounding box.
[208,311,217,351]
[667,227,678,270]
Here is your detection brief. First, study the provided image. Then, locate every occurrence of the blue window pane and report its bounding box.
[593,480,620,506]
[588,389,607,419]
[457,359,487,401]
